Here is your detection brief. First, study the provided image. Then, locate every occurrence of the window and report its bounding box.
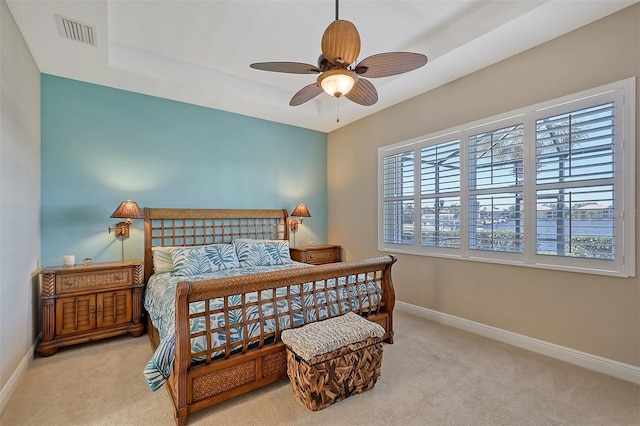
[468,123,524,255]
[379,78,635,277]
[535,102,616,261]
[382,150,414,245]
[420,139,460,249]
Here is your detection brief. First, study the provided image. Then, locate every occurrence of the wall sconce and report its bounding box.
[289,203,311,246]
[108,200,144,260]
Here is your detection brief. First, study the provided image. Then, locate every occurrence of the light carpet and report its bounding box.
[1,310,638,425]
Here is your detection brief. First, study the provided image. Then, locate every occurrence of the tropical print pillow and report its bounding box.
[233,239,292,267]
[203,243,240,270]
[170,244,239,277]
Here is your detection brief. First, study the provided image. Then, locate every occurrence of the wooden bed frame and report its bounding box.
[143,207,396,425]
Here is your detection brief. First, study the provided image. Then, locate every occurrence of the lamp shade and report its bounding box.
[291,203,311,218]
[318,69,356,98]
[110,200,144,219]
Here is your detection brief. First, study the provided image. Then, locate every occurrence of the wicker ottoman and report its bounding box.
[280,312,385,411]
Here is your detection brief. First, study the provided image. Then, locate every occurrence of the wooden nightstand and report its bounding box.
[36,260,145,356]
[290,244,342,265]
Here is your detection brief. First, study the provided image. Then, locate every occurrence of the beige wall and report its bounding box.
[0,0,41,408]
[328,4,640,366]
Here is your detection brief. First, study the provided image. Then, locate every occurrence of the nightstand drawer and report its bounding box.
[307,250,337,263]
[56,268,132,294]
[290,244,342,265]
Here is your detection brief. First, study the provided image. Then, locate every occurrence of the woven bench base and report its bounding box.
[286,336,383,411]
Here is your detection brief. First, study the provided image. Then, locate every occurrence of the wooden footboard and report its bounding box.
[160,256,396,425]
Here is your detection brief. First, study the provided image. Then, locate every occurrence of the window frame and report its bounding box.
[378,78,636,277]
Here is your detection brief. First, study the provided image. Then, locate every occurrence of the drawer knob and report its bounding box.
[116,274,125,281]
[65,280,75,286]
[309,254,314,258]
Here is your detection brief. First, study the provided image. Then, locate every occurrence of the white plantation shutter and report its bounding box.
[536,186,614,259]
[535,102,616,260]
[469,124,524,191]
[378,78,634,277]
[468,192,524,253]
[536,103,615,184]
[420,140,460,194]
[383,151,414,198]
[383,151,414,245]
[468,124,524,254]
[420,140,461,248]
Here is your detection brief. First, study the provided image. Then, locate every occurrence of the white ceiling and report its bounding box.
[6,0,637,133]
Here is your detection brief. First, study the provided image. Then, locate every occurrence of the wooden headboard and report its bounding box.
[143,208,290,282]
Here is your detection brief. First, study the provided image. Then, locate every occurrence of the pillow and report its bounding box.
[151,246,175,274]
[203,243,240,270]
[170,244,239,277]
[233,239,292,267]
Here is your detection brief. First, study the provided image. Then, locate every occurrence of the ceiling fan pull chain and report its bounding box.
[336,98,340,122]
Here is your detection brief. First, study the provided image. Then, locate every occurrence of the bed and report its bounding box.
[142,207,396,425]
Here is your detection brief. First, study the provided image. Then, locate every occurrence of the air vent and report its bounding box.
[55,14,97,46]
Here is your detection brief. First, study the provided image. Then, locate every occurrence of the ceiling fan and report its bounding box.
[250,0,428,107]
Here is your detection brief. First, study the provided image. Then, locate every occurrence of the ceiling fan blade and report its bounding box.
[290,83,324,106]
[345,78,378,106]
[321,20,361,66]
[354,52,428,78]
[250,62,321,74]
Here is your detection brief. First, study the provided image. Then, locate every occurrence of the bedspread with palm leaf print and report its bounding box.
[143,263,382,391]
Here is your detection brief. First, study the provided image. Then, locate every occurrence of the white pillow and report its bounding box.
[151,246,175,274]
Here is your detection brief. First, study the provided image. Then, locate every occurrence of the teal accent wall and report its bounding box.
[41,74,327,267]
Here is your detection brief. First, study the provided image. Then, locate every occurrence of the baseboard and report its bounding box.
[396,301,640,385]
[0,335,39,414]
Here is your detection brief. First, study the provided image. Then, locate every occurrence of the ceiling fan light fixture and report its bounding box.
[250,0,427,108]
[318,69,357,98]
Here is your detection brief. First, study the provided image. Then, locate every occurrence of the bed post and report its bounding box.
[143,207,153,283]
[173,282,191,426]
[282,208,290,242]
[382,255,397,344]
